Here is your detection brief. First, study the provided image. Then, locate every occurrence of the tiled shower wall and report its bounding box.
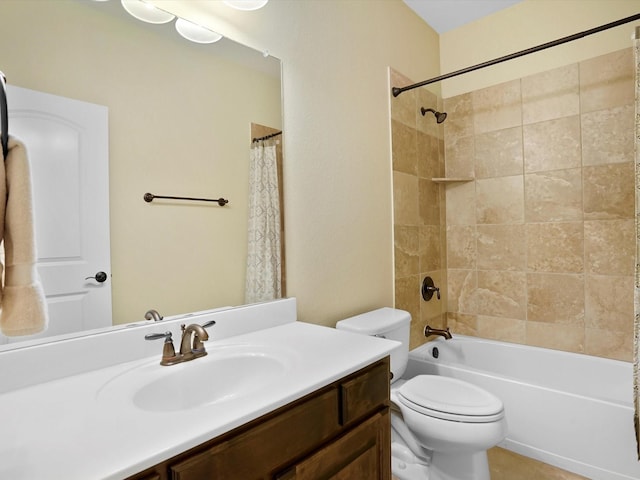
[444,48,634,362]
[390,69,448,350]
[391,47,635,361]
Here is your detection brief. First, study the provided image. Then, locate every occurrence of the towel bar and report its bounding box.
[143,192,228,206]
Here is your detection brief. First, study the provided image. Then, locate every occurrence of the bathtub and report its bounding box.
[405,335,640,480]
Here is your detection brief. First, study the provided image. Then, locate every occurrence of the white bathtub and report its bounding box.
[405,335,640,480]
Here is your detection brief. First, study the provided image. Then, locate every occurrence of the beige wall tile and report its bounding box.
[472,79,522,134]
[395,274,420,327]
[395,49,634,364]
[394,225,419,277]
[477,315,526,344]
[443,93,473,141]
[527,273,584,325]
[447,312,478,336]
[391,119,417,175]
[524,168,583,222]
[417,131,441,178]
[585,327,632,361]
[447,269,477,313]
[523,115,581,172]
[444,135,475,178]
[419,178,441,225]
[393,171,419,225]
[476,270,526,319]
[526,321,585,353]
[476,175,524,224]
[585,274,633,333]
[583,162,634,220]
[445,181,476,225]
[526,222,583,273]
[584,219,634,275]
[446,225,476,269]
[521,63,579,125]
[582,104,634,166]
[580,48,634,114]
[419,225,441,272]
[476,224,526,271]
[475,126,523,179]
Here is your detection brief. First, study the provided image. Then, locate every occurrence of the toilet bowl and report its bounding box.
[336,308,507,480]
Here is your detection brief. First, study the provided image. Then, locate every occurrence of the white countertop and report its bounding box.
[0,321,397,480]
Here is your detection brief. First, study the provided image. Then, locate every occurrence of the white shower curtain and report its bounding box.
[245,141,282,304]
[634,26,640,459]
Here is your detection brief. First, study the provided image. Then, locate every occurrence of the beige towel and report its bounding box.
[0,137,48,336]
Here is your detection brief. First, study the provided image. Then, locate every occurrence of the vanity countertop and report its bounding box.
[0,321,397,479]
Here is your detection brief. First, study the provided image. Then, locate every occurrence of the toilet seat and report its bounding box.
[397,375,504,423]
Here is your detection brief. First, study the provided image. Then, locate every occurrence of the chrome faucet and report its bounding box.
[424,325,452,340]
[144,309,163,322]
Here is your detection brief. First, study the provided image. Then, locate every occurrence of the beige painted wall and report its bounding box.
[0,1,281,324]
[158,0,441,326]
[440,0,640,97]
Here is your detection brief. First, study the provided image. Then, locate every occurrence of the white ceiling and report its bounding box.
[403,0,524,34]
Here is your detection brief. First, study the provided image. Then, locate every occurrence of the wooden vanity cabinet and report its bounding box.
[126,357,391,480]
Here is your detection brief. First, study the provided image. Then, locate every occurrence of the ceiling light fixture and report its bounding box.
[223,0,269,11]
[175,18,223,44]
[120,0,175,24]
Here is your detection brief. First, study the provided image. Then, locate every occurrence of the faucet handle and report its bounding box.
[145,331,181,366]
[145,331,172,341]
[421,276,441,301]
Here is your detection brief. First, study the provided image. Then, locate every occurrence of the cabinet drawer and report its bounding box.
[277,410,390,480]
[169,388,341,480]
[340,358,389,425]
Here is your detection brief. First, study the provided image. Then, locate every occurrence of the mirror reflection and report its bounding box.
[0,0,283,349]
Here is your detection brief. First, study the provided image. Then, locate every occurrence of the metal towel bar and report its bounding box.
[143,192,229,206]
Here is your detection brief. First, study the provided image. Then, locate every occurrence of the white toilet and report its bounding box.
[336,308,507,480]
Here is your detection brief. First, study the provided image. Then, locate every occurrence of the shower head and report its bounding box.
[420,107,447,124]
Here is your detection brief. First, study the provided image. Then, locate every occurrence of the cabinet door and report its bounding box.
[170,388,341,480]
[278,409,390,480]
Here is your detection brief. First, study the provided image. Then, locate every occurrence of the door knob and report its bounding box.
[85,271,108,283]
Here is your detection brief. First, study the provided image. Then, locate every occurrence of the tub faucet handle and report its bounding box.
[422,276,441,301]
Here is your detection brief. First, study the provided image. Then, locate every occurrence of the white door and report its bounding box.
[1,85,111,344]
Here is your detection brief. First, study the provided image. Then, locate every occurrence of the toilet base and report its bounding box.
[429,451,490,480]
[391,440,431,480]
[390,437,491,480]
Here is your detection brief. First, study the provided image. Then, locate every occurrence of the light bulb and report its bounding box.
[120,0,175,24]
[223,0,269,11]
[175,18,223,44]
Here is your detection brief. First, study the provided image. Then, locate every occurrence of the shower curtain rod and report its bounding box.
[392,13,640,97]
[252,131,282,143]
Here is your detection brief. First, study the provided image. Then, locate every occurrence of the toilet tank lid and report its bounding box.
[336,307,410,334]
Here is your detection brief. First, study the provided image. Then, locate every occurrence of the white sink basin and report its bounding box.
[97,344,293,412]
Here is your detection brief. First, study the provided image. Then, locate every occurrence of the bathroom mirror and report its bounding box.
[0,0,282,350]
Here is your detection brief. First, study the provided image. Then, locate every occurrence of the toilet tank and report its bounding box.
[335,307,410,382]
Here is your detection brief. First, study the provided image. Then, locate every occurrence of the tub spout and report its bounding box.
[424,325,452,340]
